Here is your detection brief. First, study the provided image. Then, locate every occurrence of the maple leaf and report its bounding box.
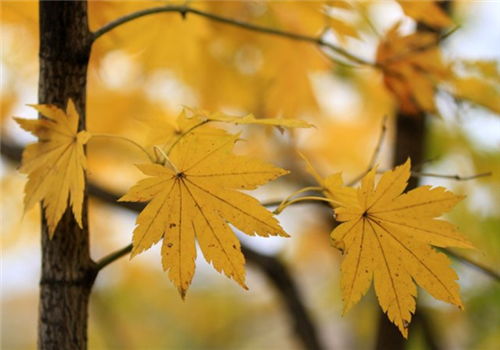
[330,159,473,337]
[397,0,453,29]
[15,100,91,237]
[120,129,289,297]
[376,23,451,116]
[144,108,313,154]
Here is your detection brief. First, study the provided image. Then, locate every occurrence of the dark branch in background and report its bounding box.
[0,139,324,350]
[92,4,373,67]
[0,140,500,281]
[444,249,500,281]
[409,171,492,181]
[2,139,499,284]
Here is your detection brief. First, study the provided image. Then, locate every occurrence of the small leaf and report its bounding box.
[398,0,454,29]
[15,99,89,237]
[451,77,500,114]
[189,108,314,129]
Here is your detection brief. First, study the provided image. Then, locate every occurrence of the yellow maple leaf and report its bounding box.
[397,0,453,29]
[330,159,473,337]
[451,77,500,114]
[145,108,312,158]
[15,100,91,237]
[120,129,289,297]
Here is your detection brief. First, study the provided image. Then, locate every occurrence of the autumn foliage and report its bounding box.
[2,1,500,349]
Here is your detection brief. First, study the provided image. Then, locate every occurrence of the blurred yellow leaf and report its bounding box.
[376,24,450,115]
[331,159,473,337]
[15,100,91,236]
[190,108,314,128]
[398,0,453,29]
[451,77,500,114]
[329,17,360,41]
[120,129,289,297]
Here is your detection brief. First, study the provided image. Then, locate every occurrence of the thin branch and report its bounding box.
[347,115,387,186]
[95,244,132,271]
[409,171,492,181]
[444,249,500,282]
[368,115,388,169]
[93,4,373,67]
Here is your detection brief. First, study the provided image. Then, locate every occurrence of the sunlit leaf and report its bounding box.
[15,100,91,236]
[120,129,289,297]
[330,159,473,337]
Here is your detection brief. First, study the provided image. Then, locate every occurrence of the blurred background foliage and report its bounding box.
[1,1,499,349]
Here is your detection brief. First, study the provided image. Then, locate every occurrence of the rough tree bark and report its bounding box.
[38,1,95,349]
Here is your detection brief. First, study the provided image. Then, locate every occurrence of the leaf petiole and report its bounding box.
[274,196,339,215]
[90,133,155,162]
[277,186,323,208]
[154,145,180,173]
[166,120,209,155]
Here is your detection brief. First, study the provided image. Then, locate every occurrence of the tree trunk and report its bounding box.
[38,1,95,349]
[375,1,452,346]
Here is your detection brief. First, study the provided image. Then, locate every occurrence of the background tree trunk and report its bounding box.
[374,113,426,350]
[38,1,95,349]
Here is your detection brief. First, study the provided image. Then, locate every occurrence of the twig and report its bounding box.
[347,115,387,186]
[93,4,373,67]
[409,171,492,181]
[444,249,500,282]
[95,244,132,271]
[367,115,388,172]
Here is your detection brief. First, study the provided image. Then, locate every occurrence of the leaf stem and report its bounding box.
[166,120,209,155]
[90,133,154,162]
[409,171,492,181]
[347,115,388,186]
[277,186,323,207]
[154,145,179,173]
[274,196,339,214]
